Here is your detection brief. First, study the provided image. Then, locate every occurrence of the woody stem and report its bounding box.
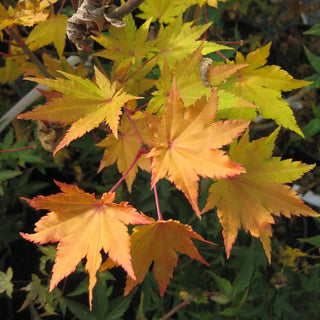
[7,27,53,78]
[109,0,145,20]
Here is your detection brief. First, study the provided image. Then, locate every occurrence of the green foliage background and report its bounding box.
[1,0,320,319]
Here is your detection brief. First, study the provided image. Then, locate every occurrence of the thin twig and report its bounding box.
[120,54,158,83]
[109,149,143,193]
[160,301,190,320]
[216,50,228,61]
[109,0,145,20]
[7,27,53,78]
[57,0,66,15]
[123,107,145,146]
[0,146,36,153]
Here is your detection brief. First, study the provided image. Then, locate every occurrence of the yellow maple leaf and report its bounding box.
[222,43,311,135]
[93,15,155,69]
[146,79,249,216]
[21,181,152,309]
[177,0,229,8]
[155,16,232,67]
[18,66,139,155]
[0,0,59,30]
[0,46,34,83]
[97,115,151,192]
[124,219,214,296]
[147,46,211,113]
[203,129,318,261]
[42,53,88,78]
[137,0,189,23]
[26,14,68,59]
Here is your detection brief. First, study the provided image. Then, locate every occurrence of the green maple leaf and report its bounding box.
[0,267,13,298]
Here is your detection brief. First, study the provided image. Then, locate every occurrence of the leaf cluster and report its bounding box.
[0,0,319,318]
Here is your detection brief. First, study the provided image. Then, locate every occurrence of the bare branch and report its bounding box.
[109,0,144,20]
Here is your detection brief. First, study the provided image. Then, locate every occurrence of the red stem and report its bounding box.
[120,54,158,83]
[81,41,92,53]
[109,149,143,193]
[153,179,163,221]
[0,146,36,153]
[117,61,133,82]
[123,107,145,146]
[13,25,24,46]
[57,0,66,15]
[132,102,149,114]
[216,50,228,61]
[215,40,244,45]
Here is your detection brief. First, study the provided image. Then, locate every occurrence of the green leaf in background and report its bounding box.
[303,45,320,73]
[297,102,320,139]
[298,235,320,247]
[0,170,22,182]
[106,291,135,320]
[302,118,320,138]
[63,298,95,320]
[65,271,133,320]
[303,23,320,36]
[209,272,233,298]
[311,100,320,118]
[19,274,47,312]
[0,267,13,298]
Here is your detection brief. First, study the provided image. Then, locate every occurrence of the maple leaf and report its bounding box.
[21,181,152,309]
[147,46,256,118]
[203,129,318,262]
[155,16,232,67]
[177,0,229,8]
[0,46,34,83]
[215,90,257,120]
[26,13,68,59]
[137,0,189,23]
[0,0,59,30]
[206,63,248,87]
[0,267,13,299]
[222,43,311,135]
[18,66,138,155]
[93,15,154,69]
[124,219,214,296]
[41,53,88,78]
[146,79,249,216]
[96,115,151,192]
[147,45,211,113]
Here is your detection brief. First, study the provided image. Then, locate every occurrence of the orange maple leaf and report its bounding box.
[146,79,249,216]
[0,0,59,30]
[18,66,138,155]
[96,115,151,192]
[21,181,152,309]
[203,129,318,261]
[124,219,214,296]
